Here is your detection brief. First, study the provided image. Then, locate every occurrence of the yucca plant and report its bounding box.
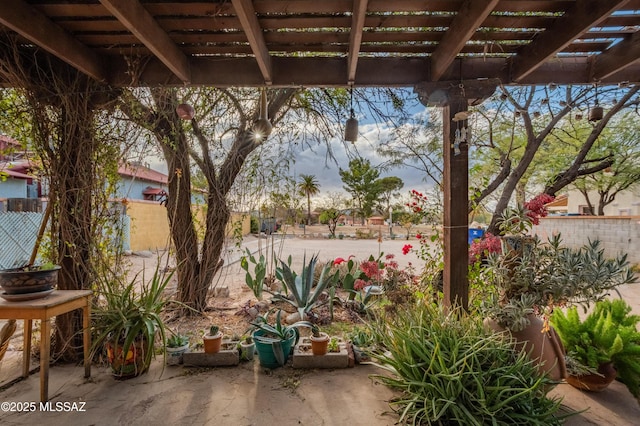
[550,299,640,397]
[274,253,338,320]
[368,301,567,425]
[91,263,176,378]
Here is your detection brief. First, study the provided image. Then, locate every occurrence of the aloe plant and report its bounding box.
[274,253,338,320]
[368,302,566,424]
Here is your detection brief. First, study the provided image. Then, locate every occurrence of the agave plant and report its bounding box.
[274,253,338,320]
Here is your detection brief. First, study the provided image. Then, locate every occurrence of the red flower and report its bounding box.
[333,257,346,266]
[402,244,413,255]
[354,278,367,290]
[416,233,422,239]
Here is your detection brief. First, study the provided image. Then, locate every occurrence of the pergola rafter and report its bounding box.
[0,0,637,88]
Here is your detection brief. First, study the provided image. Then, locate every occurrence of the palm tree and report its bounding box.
[298,174,320,225]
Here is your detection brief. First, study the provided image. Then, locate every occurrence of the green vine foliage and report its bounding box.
[550,299,640,397]
[368,302,567,425]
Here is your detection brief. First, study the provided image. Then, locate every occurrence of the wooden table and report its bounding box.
[0,290,92,402]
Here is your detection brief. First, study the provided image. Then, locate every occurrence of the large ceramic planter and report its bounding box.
[166,343,189,366]
[106,337,151,379]
[253,329,297,368]
[566,362,616,392]
[485,314,567,383]
[0,266,60,295]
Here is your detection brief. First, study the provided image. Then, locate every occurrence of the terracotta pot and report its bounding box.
[566,362,616,392]
[310,332,330,356]
[485,315,567,382]
[203,332,223,354]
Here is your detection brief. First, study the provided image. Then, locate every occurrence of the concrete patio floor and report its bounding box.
[0,355,639,425]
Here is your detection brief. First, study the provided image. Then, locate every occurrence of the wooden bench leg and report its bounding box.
[40,319,51,402]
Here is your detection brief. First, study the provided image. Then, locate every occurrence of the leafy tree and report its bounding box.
[120,87,297,312]
[298,174,320,225]
[572,113,640,215]
[319,208,341,237]
[339,158,381,224]
[375,176,404,217]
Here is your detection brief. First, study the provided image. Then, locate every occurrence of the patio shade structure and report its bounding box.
[1,0,639,309]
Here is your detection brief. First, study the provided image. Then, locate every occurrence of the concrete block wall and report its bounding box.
[532,216,640,265]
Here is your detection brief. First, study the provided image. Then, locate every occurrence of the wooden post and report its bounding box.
[442,101,469,310]
[414,80,497,310]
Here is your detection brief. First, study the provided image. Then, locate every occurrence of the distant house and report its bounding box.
[565,188,640,216]
[0,147,169,210]
[117,162,168,202]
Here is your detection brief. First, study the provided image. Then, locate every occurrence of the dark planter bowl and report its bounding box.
[0,266,60,294]
[566,362,617,392]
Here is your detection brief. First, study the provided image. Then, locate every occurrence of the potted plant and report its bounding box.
[0,262,61,297]
[483,194,636,381]
[92,264,175,379]
[238,335,255,361]
[251,310,313,368]
[166,333,190,366]
[550,299,640,396]
[309,325,330,356]
[203,325,223,354]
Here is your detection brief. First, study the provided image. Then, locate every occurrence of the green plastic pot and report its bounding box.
[252,329,297,368]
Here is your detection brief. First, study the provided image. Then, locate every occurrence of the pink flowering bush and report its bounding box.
[468,232,502,264]
[498,193,555,235]
[332,253,413,295]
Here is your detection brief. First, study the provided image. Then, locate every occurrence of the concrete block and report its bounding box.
[183,342,239,367]
[292,338,349,369]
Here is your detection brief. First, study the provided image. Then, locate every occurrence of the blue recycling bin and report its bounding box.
[468,228,485,244]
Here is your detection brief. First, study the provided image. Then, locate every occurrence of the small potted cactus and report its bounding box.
[166,333,190,365]
[203,325,223,354]
[309,325,330,356]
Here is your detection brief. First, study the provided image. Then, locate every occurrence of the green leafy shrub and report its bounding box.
[368,302,566,425]
[550,299,640,397]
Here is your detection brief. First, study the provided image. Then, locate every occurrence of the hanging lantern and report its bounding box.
[176,103,195,120]
[344,87,358,143]
[253,88,272,141]
[589,105,603,122]
[589,84,603,122]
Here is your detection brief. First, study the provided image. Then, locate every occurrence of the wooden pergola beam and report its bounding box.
[99,0,191,83]
[592,31,640,81]
[0,1,106,82]
[510,0,630,82]
[430,0,499,81]
[232,0,273,85]
[347,0,368,83]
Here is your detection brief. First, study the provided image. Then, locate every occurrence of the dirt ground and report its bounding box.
[1,232,640,425]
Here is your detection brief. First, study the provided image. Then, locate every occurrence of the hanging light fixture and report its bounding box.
[176,103,195,120]
[589,83,603,122]
[344,86,358,143]
[253,88,272,141]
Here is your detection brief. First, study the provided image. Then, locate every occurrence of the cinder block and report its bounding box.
[183,343,239,367]
[292,338,350,369]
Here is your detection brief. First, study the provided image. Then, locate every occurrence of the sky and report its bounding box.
[291,120,433,197]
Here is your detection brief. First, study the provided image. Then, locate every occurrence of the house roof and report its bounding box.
[142,187,167,196]
[546,194,568,208]
[0,1,638,87]
[118,163,168,185]
[0,168,33,180]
